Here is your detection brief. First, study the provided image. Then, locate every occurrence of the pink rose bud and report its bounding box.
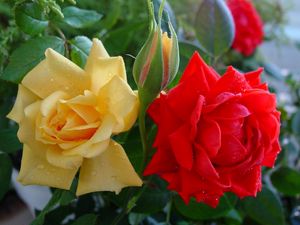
[133,0,179,107]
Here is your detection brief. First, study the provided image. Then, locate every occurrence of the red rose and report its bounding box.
[144,52,281,207]
[227,0,264,56]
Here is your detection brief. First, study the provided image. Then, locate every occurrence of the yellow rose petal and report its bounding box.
[40,91,68,117]
[17,101,43,149]
[88,56,127,94]
[76,140,143,196]
[85,39,109,73]
[47,145,83,169]
[18,144,78,190]
[7,85,39,123]
[22,49,89,99]
[62,115,114,157]
[98,76,138,133]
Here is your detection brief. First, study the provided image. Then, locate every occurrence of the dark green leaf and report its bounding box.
[1,36,65,83]
[271,167,300,196]
[109,177,169,214]
[15,2,48,36]
[62,6,102,28]
[0,127,22,153]
[133,178,169,214]
[128,213,146,225]
[0,153,12,200]
[60,178,77,205]
[70,36,92,68]
[30,189,63,225]
[123,127,144,172]
[194,0,235,57]
[103,20,147,55]
[242,187,285,225]
[174,193,236,220]
[71,214,97,225]
[292,110,300,136]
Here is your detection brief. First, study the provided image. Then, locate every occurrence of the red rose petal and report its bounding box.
[241,90,276,113]
[197,119,221,157]
[262,139,281,167]
[213,135,248,166]
[180,52,219,91]
[230,166,262,198]
[143,147,177,176]
[244,67,263,87]
[194,145,219,179]
[208,67,251,97]
[209,102,250,120]
[169,124,194,170]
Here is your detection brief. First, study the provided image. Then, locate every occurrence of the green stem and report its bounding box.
[166,197,173,224]
[139,106,148,174]
[49,23,70,58]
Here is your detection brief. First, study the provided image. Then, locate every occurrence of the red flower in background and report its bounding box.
[144,52,281,207]
[227,0,264,56]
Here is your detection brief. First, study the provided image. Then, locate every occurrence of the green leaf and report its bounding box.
[271,167,300,196]
[62,6,102,28]
[123,127,144,172]
[292,110,300,136]
[194,0,235,57]
[71,214,98,225]
[70,36,92,68]
[174,193,236,220]
[133,178,169,214]
[59,178,77,205]
[1,36,65,84]
[109,177,169,214]
[0,127,22,153]
[15,2,48,36]
[242,187,285,225]
[30,189,64,225]
[0,153,12,200]
[128,213,146,225]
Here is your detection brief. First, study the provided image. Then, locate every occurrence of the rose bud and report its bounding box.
[133,0,179,107]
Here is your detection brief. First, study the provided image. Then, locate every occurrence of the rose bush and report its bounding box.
[144,52,281,207]
[7,38,142,195]
[227,0,264,56]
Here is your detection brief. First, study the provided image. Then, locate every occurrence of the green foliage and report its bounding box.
[242,188,285,225]
[174,193,237,220]
[70,35,92,68]
[62,6,102,28]
[1,36,65,83]
[0,153,12,200]
[0,127,22,153]
[271,167,300,196]
[70,214,98,225]
[15,2,48,36]
[194,0,235,58]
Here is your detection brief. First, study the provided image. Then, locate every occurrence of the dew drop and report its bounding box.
[65,86,70,90]
[50,78,54,82]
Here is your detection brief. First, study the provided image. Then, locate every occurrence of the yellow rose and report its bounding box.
[7,39,142,195]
